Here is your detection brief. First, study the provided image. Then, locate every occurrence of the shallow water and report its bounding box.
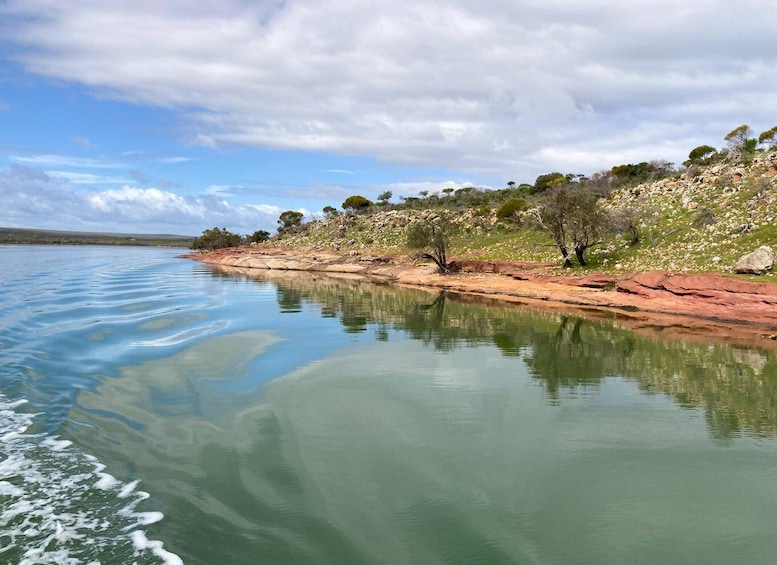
[2,245,776,564]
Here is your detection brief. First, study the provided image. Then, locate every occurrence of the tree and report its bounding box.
[725,124,755,161]
[584,170,614,198]
[377,191,393,205]
[406,219,450,273]
[530,184,608,267]
[191,227,242,251]
[277,210,304,234]
[323,205,340,219]
[248,230,271,243]
[342,195,373,212]
[611,201,651,246]
[533,172,566,194]
[687,144,718,165]
[758,126,777,150]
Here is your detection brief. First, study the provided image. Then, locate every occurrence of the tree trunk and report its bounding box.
[558,242,572,268]
[574,244,587,266]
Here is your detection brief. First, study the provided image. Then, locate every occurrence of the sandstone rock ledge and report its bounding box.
[183,246,777,343]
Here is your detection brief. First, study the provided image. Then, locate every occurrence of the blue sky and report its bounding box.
[1,1,776,235]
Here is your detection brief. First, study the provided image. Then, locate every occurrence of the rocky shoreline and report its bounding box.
[183,246,777,345]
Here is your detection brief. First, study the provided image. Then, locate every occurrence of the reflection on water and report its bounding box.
[237,269,777,440]
[3,247,777,565]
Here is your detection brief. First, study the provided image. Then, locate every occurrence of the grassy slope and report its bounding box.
[274,151,777,278]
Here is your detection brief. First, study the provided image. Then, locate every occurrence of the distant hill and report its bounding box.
[0,227,194,247]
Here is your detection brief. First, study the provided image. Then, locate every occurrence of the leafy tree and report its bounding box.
[687,144,718,165]
[277,210,304,234]
[377,191,393,205]
[191,227,242,251]
[725,124,755,161]
[496,198,527,222]
[342,194,373,212]
[530,184,608,267]
[610,162,653,185]
[533,172,566,194]
[406,219,450,273]
[758,126,777,150]
[248,229,271,243]
[322,205,340,219]
[610,161,674,187]
[442,187,455,196]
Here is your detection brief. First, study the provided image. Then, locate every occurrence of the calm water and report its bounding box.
[1,245,776,564]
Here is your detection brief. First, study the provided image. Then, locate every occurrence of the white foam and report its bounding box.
[41,437,73,451]
[0,393,184,564]
[131,530,185,565]
[94,472,120,490]
[118,479,140,498]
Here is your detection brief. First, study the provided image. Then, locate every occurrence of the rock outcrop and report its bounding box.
[184,247,777,333]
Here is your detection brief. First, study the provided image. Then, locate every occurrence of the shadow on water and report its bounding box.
[218,267,777,441]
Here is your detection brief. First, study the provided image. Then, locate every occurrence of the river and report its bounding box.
[1,245,776,564]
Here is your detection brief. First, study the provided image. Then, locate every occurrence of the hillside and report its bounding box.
[0,227,194,247]
[273,151,777,277]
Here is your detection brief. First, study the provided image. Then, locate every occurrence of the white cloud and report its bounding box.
[0,164,280,234]
[156,156,192,164]
[2,0,777,180]
[12,154,126,169]
[45,171,134,184]
[73,136,97,149]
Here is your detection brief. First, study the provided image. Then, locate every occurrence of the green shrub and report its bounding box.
[496,198,527,221]
[473,206,492,217]
[191,227,242,251]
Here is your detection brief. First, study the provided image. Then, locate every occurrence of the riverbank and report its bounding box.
[183,246,777,345]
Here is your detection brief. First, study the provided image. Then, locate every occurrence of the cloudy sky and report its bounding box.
[1,0,776,235]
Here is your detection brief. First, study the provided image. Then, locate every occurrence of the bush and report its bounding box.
[191,227,242,251]
[248,230,270,243]
[496,198,526,221]
[692,207,716,228]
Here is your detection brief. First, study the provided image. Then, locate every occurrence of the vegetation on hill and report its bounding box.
[0,227,193,247]
[268,124,777,276]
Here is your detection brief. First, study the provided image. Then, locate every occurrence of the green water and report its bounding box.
[2,246,776,564]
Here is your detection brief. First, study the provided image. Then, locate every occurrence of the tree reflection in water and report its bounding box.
[221,269,777,440]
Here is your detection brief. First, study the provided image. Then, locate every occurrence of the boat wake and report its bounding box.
[0,395,183,564]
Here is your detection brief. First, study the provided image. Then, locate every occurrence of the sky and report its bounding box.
[1,0,776,236]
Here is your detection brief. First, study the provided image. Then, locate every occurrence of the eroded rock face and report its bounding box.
[184,247,777,329]
[734,246,775,275]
